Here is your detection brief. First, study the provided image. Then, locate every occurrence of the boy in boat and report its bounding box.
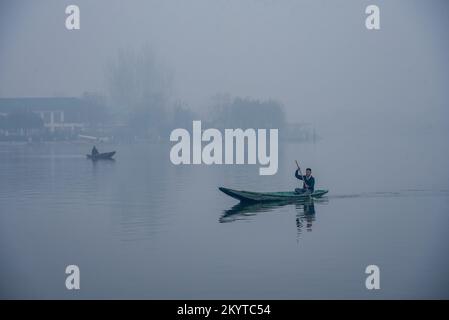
[295,167,315,194]
[92,146,99,156]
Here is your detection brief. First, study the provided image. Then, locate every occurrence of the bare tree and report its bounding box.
[106,46,173,137]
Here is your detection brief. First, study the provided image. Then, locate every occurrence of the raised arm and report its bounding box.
[295,169,303,181]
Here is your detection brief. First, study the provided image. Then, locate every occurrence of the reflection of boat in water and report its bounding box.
[220,197,328,242]
[220,197,328,223]
[220,200,292,223]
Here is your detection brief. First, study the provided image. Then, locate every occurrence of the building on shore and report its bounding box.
[0,97,108,140]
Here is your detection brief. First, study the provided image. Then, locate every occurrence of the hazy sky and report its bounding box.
[0,0,448,136]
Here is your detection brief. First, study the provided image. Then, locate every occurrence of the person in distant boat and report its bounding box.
[92,145,99,156]
[295,167,315,194]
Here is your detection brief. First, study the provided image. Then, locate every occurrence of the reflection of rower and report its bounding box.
[304,200,315,215]
[295,200,316,237]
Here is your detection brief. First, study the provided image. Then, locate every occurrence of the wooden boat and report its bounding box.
[219,187,328,202]
[86,151,116,160]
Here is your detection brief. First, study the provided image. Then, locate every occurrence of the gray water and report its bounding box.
[1,135,448,299]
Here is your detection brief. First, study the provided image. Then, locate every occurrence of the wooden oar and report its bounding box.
[295,160,308,190]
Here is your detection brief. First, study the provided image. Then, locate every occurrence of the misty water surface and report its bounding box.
[0,134,448,299]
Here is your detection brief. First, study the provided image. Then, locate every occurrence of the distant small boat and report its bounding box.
[86,151,116,160]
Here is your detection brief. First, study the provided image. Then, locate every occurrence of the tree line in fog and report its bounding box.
[106,47,316,142]
[0,47,316,142]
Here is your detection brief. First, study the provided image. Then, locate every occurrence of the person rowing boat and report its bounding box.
[218,160,326,202]
[86,146,116,160]
[294,161,315,194]
[91,145,99,156]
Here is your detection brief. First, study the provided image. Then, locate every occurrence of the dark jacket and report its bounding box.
[295,170,315,192]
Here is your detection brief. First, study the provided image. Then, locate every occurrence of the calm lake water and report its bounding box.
[1,135,448,299]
